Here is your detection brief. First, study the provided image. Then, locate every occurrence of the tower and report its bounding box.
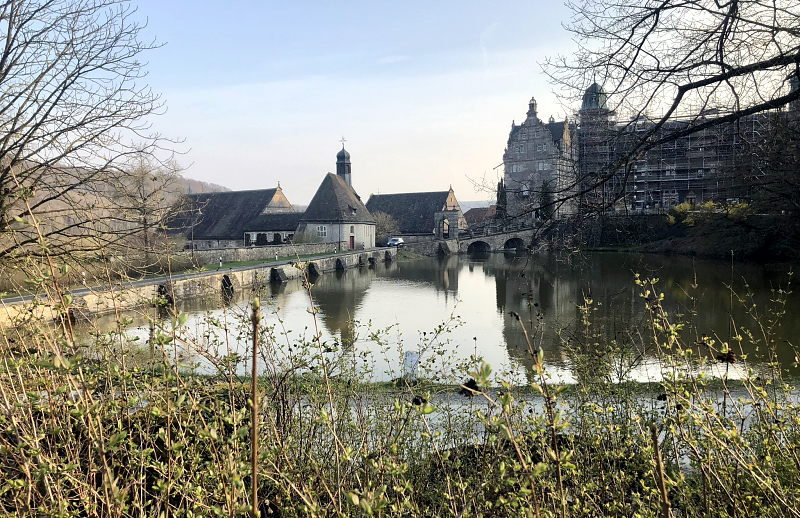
[526,97,538,121]
[336,141,352,187]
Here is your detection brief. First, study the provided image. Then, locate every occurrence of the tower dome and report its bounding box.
[336,143,352,187]
[581,83,608,111]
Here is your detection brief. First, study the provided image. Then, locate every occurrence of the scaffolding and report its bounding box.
[576,105,777,214]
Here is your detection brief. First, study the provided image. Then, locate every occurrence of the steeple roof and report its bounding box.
[300,173,374,224]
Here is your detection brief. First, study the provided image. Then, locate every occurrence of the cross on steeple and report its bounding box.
[340,136,347,147]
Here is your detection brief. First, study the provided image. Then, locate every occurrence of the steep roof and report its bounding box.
[245,212,303,232]
[545,121,567,144]
[179,188,284,240]
[366,191,453,234]
[300,173,374,224]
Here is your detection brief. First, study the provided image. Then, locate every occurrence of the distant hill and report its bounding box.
[178,177,230,194]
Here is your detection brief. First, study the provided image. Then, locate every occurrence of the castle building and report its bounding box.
[505,74,800,219]
[502,97,574,222]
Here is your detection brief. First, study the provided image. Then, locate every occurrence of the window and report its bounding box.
[538,162,548,171]
[519,144,525,153]
[316,225,327,238]
[542,143,547,152]
[537,144,542,152]
[350,225,354,234]
[697,169,705,178]
[511,164,524,173]
[535,129,541,138]
[521,132,527,140]
[522,183,530,197]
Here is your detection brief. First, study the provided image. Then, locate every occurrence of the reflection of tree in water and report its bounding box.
[481,253,654,382]
[310,267,376,345]
[482,252,800,381]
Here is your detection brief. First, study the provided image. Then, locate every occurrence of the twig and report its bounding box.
[251,298,261,518]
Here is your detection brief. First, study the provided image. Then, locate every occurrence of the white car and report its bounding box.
[387,237,405,248]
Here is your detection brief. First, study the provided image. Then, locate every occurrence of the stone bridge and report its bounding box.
[456,228,537,253]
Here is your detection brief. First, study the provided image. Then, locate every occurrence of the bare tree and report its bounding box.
[110,155,186,269]
[372,211,399,246]
[544,0,800,209]
[0,0,172,265]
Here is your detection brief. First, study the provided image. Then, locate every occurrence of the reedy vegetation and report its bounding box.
[1,248,799,517]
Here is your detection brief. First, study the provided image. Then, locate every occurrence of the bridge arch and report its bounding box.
[467,240,491,254]
[221,274,234,293]
[503,237,527,252]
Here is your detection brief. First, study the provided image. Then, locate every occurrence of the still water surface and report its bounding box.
[82,252,799,384]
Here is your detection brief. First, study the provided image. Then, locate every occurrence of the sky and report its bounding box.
[133,1,578,205]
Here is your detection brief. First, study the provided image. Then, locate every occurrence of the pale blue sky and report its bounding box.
[134,1,576,203]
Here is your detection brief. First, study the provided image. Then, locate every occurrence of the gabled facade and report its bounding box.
[365,188,467,239]
[503,97,574,223]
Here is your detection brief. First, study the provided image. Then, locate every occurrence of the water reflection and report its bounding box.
[76,252,799,383]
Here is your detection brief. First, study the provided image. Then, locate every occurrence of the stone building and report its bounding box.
[179,185,297,250]
[295,146,376,250]
[575,80,800,213]
[502,97,574,223]
[365,188,467,242]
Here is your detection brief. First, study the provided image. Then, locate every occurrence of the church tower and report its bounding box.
[336,143,352,187]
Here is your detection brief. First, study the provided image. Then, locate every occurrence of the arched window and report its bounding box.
[522,183,530,197]
[350,225,355,234]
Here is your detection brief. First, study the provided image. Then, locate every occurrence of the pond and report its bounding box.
[79,252,799,384]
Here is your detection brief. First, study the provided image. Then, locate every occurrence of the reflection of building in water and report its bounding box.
[480,255,579,377]
[477,253,669,381]
[309,267,378,345]
[375,255,459,298]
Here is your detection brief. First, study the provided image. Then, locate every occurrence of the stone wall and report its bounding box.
[0,248,398,327]
[404,238,459,256]
[188,242,338,266]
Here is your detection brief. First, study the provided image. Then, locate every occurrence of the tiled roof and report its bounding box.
[463,205,497,225]
[245,212,303,232]
[300,173,374,224]
[366,191,451,234]
[175,189,283,240]
[546,121,567,143]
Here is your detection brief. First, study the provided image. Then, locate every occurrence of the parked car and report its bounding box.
[387,237,404,248]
